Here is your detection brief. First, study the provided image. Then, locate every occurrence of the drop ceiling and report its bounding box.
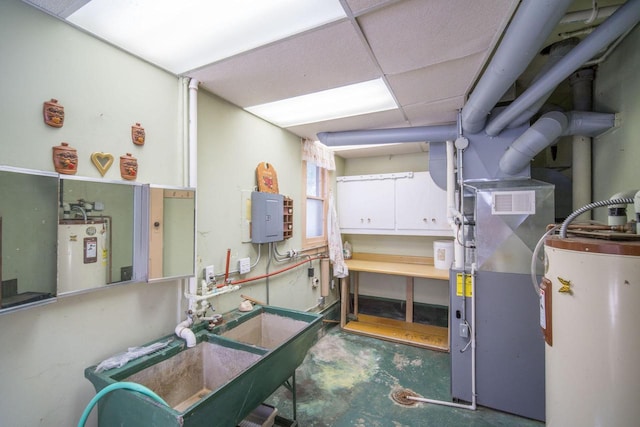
[22,0,627,158]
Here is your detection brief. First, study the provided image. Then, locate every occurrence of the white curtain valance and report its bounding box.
[302,139,336,171]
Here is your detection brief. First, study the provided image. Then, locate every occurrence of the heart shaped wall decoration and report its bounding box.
[91,152,114,176]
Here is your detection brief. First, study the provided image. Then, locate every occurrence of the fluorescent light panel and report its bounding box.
[246,79,398,127]
[67,0,346,74]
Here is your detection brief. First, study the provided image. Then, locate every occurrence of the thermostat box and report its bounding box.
[251,192,283,243]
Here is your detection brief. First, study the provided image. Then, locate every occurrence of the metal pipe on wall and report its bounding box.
[485,0,640,136]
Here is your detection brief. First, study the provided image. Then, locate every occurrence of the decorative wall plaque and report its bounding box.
[52,142,77,174]
[91,152,114,176]
[131,122,145,145]
[120,153,138,180]
[43,99,64,128]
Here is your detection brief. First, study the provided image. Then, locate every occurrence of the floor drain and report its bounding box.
[391,388,421,406]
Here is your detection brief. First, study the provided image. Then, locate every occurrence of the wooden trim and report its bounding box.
[351,252,435,265]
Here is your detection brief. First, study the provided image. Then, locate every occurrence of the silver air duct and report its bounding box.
[317,124,457,146]
[485,0,640,136]
[460,0,573,134]
[499,110,614,175]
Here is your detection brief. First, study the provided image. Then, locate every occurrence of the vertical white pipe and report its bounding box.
[407,265,477,410]
[187,78,199,312]
[569,69,594,220]
[446,140,464,269]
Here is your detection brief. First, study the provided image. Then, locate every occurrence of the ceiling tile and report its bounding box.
[388,52,486,106]
[403,96,464,126]
[359,0,518,74]
[190,20,379,107]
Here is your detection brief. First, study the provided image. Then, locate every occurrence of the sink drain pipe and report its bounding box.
[77,382,168,427]
[407,263,477,411]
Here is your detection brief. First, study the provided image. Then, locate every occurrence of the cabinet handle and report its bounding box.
[367,218,371,223]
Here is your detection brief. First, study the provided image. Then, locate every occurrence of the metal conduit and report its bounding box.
[485,0,640,136]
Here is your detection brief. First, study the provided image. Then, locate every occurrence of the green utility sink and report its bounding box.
[85,306,322,427]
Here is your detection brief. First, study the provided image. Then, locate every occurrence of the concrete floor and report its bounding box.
[266,325,545,427]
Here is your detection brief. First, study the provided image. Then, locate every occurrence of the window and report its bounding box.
[302,160,328,248]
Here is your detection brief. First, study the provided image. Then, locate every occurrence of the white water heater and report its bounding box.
[544,236,640,426]
[58,219,110,294]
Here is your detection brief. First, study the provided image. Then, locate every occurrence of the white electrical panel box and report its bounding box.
[251,191,283,243]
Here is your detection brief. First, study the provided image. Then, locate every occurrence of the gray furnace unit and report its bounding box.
[450,179,553,422]
[251,191,283,243]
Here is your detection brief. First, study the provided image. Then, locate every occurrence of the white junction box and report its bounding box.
[204,265,214,283]
[238,257,251,274]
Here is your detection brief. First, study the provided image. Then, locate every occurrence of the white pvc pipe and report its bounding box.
[187,78,199,313]
[184,285,241,302]
[175,317,196,348]
[569,69,594,220]
[560,5,618,24]
[446,140,464,269]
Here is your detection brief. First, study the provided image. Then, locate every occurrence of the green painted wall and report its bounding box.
[195,89,339,313]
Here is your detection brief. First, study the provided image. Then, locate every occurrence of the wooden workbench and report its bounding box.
[340,253,450,351]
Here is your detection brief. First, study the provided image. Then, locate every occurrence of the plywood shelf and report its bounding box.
[344,314,449,351]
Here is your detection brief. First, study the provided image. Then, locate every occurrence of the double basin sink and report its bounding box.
[85,305,322,427]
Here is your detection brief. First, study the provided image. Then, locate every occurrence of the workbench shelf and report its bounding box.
[340,253,450,352]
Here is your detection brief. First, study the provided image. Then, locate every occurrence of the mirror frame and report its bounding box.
[147,185,196,283]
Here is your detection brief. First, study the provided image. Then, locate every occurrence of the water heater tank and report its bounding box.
[544,236,640,426]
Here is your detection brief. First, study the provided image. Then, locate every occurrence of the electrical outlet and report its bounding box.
[204,265,214,283]
[238,257,251,274]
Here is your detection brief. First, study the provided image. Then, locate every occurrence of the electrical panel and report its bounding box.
[251,191,284,243]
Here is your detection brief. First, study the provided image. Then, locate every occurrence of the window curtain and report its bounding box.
[302,139,336,171]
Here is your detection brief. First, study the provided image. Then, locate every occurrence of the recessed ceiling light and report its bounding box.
[67,0,346,74]
[245,79,398,127]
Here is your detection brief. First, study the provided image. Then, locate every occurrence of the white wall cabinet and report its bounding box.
[336,176,396,230]
[396,171,450,233]
[337,171,451,236]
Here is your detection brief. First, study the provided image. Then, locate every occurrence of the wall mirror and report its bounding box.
[148,186,195,281]
[0,166,58,313]
[58,176,145,296]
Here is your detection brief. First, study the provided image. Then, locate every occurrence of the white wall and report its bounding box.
[0,2,184,426]
[593,24,640,214]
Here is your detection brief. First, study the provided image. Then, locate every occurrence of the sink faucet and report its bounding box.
[175,310,196,348]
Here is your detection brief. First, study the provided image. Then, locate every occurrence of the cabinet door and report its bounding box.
[396,172,449,232]
[337,179,395,230]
